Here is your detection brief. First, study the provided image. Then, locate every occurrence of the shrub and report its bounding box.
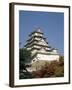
[32,58,64,78]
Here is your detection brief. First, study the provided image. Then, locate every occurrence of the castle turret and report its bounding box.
[24,28,59,63]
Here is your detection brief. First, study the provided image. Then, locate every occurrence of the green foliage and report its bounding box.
[19,48,31,63]
[19,48,32,79]
[54,66,64,77]
[59,56,64,63]
[19,48,32,71]
[19,71,33,79]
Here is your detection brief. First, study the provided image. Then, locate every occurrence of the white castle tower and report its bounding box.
[24,28,59,63]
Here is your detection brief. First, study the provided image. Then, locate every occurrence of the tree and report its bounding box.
[19,48,32,69]
[19,48,31,63]
[19,48,32,79]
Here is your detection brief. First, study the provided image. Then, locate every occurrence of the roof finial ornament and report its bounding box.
[37,28,41,32]
[36,27,42,32]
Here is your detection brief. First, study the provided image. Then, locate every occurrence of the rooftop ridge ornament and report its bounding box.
[35,27,42,32]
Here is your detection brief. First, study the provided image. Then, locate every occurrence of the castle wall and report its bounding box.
[32,53,59,63]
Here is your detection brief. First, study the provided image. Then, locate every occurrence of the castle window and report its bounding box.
[33,60,35,62]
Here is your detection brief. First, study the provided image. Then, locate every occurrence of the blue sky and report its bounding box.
[19,10,64,55]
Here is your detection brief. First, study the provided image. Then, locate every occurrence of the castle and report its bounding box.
[24,28,59,64]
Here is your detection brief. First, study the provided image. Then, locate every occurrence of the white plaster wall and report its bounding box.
[38,39,48,46]
[37,54,59,61]
[34,37,41,40]
[38,48,47,53]
[31,50,37,55]
[32,45,41,48]
[52,49,58,53]
[45,47,51,50]
[32,32,43,37]
[27,47,31,50]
